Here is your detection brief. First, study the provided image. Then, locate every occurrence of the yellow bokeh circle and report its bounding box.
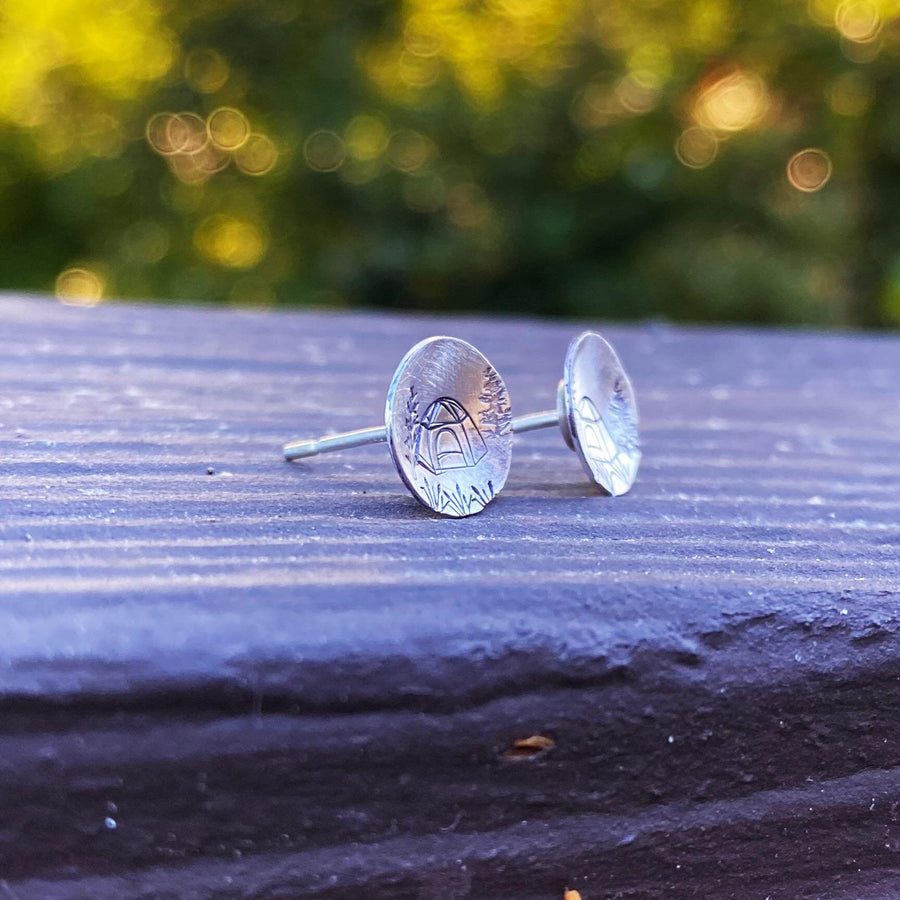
[55,267,105,306]
[787,148,833,192]
[208,108,251,151]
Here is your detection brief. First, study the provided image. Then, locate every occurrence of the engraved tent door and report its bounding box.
[415,397,488,475]
[576,396,616,461]
[435,426,466,470]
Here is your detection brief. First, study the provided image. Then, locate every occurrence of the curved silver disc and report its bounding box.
[563,331,641,496]
[385,337,512,517]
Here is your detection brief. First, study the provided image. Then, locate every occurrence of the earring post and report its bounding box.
[284,425,387,461]
[286,409,561,459]
[511,410,559,434]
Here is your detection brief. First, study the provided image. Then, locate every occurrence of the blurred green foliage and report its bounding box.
[1,0,899,326]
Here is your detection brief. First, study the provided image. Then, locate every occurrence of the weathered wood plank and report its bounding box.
[0,294,898,898]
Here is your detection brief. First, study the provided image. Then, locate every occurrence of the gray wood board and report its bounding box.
[0,295,898,898]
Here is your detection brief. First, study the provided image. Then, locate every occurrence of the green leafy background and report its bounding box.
[1,0,898,326]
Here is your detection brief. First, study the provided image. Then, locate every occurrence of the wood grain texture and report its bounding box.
[0,294,898,898]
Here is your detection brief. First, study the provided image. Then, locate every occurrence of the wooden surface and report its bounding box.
[0,294,899,899]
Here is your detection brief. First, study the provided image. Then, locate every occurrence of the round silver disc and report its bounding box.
[563,331,641,496]
[385,337,513,517]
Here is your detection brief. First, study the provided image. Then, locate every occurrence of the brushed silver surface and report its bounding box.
[385,337,512,517]
[563,331,641,496]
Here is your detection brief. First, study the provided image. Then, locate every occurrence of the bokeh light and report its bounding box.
[787,149,833,192]
[675,128,719,169]
[616,75,659,115]
[168,113,209,154]
[195,215,268,269]
[235,133,279,176]
[403,14,443,58]
[208,108,250,151]
[692,69,769,133]
[0,0,898,326]
[55,267,105,306]
[147,109,276,182]
[344,115,389,162]
[570,83,619,130]
[303,130,345,172]
[184,48,230,94]
[387,130,434,173]
[146,113,183,156]
[834,0,882,42]
[171,145,229,184]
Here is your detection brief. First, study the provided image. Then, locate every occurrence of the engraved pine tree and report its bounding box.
[403,383,419,464]
[478,366,512,439]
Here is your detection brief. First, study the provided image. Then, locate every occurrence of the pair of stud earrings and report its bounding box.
[283,332,641,518]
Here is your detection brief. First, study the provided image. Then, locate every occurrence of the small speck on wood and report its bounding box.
[503,735,555,760]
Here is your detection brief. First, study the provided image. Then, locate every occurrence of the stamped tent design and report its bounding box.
[575,394,640,494]
[414,397,487,474]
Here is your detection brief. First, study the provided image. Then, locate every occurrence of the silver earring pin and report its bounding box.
[284,336,513,517]
[511,331,641,496]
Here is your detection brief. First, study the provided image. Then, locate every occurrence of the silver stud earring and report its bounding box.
[511,331,641,496]
[284,336,513,517]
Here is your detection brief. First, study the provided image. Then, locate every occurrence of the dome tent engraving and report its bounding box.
[575,396,613,460]
[414,397,487,475]
[575,389,639,493]
[385,337,512,517]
